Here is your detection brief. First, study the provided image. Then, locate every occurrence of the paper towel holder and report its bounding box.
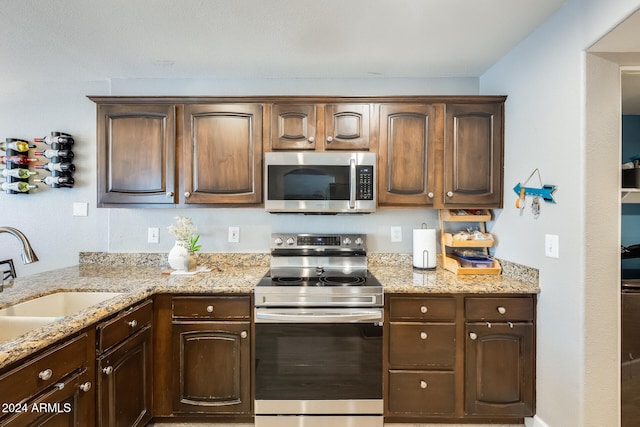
[413,223,437,271]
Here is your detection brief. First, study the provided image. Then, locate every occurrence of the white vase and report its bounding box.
[168,240,190,271]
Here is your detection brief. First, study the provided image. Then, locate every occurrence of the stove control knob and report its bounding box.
[274,237,283,246]
[355,237,364,246]
[343,237,351,245]
[286,237,295,246]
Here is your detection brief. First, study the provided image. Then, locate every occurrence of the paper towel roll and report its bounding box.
[413,228,437,269]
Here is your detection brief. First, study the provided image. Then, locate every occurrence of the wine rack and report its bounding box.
[1,132,75,194]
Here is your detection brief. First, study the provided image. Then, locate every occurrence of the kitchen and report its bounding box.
[0,0,637,426]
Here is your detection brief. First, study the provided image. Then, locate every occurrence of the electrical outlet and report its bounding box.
[148,227,159,244]
[390,226,402,242]
[545,234,559,258]
[228,226,240,243]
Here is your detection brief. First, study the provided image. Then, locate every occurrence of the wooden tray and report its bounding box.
[442,254,502,275]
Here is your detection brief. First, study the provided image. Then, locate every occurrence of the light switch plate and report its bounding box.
[545,234,559,258]
[228,226,240,243]
[391,226,402,242]
[148,227,159,244]
[72,202,88,217]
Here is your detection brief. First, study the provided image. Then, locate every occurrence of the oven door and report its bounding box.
[254,308,383,417]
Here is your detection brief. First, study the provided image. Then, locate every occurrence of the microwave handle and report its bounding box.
[350,158,356,209]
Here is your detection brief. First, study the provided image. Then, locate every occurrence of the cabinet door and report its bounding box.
[96,327,152,427]
[271,104,317,150]
[183,104,262,204]
[324,104,371,150]
[378,104,439,205]
[97,104,176,205]
[465,322,534,417]
[444,103,503,207]
[172,321,251,414]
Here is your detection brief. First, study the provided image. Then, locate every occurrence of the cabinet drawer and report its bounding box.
[0,332,89,406]
[172,295,251,320]
[389,296,456,321]
[387,370,456,416]
[389,323,456,368]
[465,297,534,321]
[97,299,153,353]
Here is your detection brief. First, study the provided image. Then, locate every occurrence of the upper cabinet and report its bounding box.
[269,103,371,151]
[96,103,176,206]
[183,104,262,204]
[444,103,503,207]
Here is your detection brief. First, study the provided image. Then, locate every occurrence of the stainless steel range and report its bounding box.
[254,233,383,427]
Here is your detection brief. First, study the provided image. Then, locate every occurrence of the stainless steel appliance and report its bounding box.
[254,233,383,427]
[264,152,376,214]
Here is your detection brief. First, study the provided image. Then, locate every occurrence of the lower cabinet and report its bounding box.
[95,299,153,427]
[385,294,536,423]
[171,295,252,416]
[0,332,95,426]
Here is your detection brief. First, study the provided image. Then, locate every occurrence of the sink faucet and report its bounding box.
[0,227,39,264]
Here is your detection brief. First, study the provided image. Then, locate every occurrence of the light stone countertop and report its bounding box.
[0,253,538,370]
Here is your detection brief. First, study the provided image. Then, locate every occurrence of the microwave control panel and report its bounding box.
[357,166,374,200]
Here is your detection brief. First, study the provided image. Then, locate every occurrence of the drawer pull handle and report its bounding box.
[420,380,428,389]
[420,306,428,314]
[102,366,113,375]
[79,382,92,392]
[206,305,214,313]
[486,322,492,328]
[38,369,53,381]
[420,332,428,340]
[469,332,478,340]
[497,306,507,315]
[509,321,514,328]
[54,382,65,391]
[241,330,248,339]
[128,319,137,328]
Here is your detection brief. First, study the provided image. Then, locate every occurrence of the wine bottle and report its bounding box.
[1,168,37,179]
[34,149,74,160]
[0,139,33,152]
[0,155,38,166]
[1,182,37,192]
[35,162,75,173]
[34,134,74,146]
[39,175,74,186]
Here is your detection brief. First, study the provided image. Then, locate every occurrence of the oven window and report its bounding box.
[268,166,350,201]
[255,323,382,400]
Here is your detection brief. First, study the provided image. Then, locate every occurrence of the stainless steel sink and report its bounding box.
[0,291,122,317]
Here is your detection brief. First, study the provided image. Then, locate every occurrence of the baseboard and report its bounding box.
[526,415,551,427]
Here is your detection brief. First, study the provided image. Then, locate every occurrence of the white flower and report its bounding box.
[167,216,197,241]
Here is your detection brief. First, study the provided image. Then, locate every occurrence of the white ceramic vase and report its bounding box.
[168,240,191,271]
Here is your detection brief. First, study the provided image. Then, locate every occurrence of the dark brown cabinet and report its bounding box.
[183,104,263,204]
[95,299,153,427]
[171,295,252,416]
[378,103,440,206]
[0,332,94,426]
[444,103,504,207]
[385,294,535,423]
[270,103,371,151]
[95,103,176,206]
[464,297,535,418]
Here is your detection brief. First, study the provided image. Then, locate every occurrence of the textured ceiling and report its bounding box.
[0,0,565,88]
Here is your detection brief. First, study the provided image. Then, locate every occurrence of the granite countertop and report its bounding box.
[0,252,539,370]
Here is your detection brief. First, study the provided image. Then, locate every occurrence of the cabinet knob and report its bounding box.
[420,332,428,340]
[79,382,92,392]
[427,192,434,199]
[206,305,214,313]
[102,366,113,375]
[184,191,191,198]
[308,137,315,143]
[166,191,174,197]
[446,191,453,198]
[420,306,428,314]
[326,136,334,143]
[420,380,428,389]
[469,332,478,340]
[241,330,248,339]
[127,319,138,328]
[497,306,507,315]
[38,368,53,381]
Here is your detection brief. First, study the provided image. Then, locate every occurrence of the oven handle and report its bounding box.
[349,158,356,209]
[255,310,383,324]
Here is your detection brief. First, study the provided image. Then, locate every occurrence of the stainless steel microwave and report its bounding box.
[264,152,376,214]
